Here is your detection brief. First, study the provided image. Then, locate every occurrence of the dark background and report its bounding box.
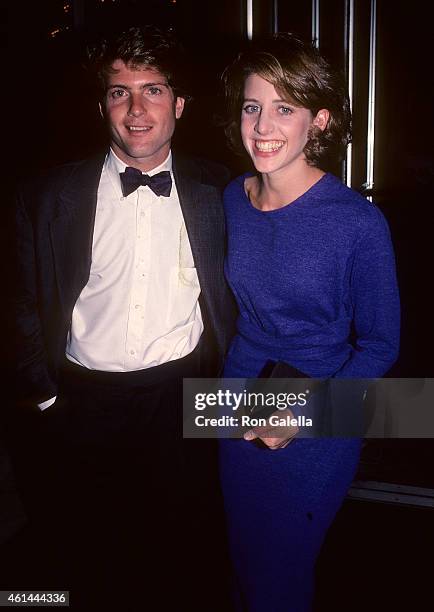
[3,1,434,608]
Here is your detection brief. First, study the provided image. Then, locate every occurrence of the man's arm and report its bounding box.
[14,190,57,406]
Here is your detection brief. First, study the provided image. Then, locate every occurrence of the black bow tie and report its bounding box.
[119,167,172,198]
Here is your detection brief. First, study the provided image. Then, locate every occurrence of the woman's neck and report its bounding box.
[247,163,325,211]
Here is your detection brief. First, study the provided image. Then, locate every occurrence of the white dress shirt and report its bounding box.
[65,149,203,371]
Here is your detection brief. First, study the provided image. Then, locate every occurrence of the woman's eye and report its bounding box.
[278,106,293,115]
[243,104,260,114]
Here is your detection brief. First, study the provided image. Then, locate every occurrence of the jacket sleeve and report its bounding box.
[14,190,57,404]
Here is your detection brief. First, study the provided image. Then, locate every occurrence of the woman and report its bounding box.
[219,34,400,611]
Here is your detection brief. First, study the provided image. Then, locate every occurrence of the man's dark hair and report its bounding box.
[222,33,351,167]
[87,26,191,102]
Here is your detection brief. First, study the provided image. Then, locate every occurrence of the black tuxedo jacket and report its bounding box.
[14,151,236,403]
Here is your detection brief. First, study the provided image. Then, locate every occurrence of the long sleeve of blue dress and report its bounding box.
[335,210,400,377]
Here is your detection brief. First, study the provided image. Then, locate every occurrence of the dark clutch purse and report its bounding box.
[245,360,311,421]
[261,361,368,436]
[259,360,309,379]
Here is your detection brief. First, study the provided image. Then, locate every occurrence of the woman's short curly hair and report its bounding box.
[222,33,351,166]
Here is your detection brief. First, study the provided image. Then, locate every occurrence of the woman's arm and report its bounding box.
[337,209,400,378]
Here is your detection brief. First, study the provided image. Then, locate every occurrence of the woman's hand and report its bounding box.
[243,408,299,449]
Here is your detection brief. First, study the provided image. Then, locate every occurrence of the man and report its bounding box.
[13,26,235,610]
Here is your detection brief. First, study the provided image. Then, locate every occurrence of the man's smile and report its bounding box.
[125,125,152,132]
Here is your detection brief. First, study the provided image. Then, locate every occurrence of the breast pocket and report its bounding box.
[167,266,201,328]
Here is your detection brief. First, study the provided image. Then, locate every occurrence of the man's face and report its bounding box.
[101,59,185,171]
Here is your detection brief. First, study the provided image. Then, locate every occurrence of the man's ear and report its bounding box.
[312,109,330,132]
[175,97,185,120]
[98,102,105,119]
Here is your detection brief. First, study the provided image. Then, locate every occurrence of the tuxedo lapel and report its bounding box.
[172,153,225,301]
[50,152,106,315]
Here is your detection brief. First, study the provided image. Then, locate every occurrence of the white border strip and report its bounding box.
[273,0,279,33]
[247,0,253,40]
[348,480,434,508]
[312,0,320,48]
[344,0,354,187]
[366,0,377,199]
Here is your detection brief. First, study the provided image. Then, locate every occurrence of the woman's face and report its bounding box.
[240,73,327,178]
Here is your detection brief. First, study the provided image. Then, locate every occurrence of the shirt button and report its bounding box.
[130,350,135,355]
[135,304,141,309]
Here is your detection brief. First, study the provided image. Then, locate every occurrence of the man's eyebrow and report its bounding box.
[106,81,169,90]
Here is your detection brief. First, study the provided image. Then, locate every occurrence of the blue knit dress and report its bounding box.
[219,172,400,612]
